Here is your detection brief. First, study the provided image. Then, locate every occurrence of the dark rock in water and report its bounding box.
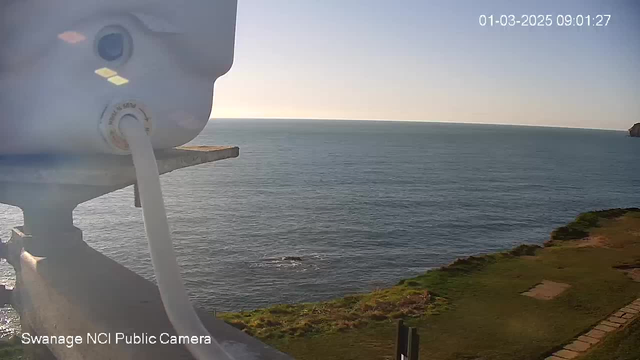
[630,123,640,137]
[282,256,302,261]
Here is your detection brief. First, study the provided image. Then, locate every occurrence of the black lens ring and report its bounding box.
[94,25,132,66]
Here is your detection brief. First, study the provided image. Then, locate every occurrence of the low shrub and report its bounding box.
[550,208,639,241]
[509,244,541,256]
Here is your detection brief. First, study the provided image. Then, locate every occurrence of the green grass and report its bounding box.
[549,208,639,241]
[220,287,449,339]
[219,209,640,360]
[3,209,640,359]
[0,337,23,360]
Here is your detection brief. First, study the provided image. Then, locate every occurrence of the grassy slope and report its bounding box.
[2,209,639,359]
[0,337,22,360]
[0,348,21,360]
[221,209,640,360]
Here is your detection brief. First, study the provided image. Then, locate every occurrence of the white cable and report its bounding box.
[120,115,233,360]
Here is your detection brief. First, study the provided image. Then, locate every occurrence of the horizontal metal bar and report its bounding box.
[9,228,291,360]
[0,146,239,187]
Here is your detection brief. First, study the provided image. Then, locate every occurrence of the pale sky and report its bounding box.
[211,0,640,130]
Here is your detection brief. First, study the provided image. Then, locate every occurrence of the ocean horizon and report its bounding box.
[215,117,630,132]
[0,118,638,336]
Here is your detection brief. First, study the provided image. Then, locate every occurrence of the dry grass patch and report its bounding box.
[220,287,448,339]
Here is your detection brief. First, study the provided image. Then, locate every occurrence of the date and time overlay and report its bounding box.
[479,14,611,27]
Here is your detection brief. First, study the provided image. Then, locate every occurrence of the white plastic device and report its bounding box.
[0,0,237,155]
[1,1,243,359]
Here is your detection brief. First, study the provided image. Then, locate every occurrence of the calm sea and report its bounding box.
[1,119,639,335]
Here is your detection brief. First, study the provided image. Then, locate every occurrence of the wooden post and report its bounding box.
[395,321,420,360]
[407,327,420,360]
[395,320,407,360]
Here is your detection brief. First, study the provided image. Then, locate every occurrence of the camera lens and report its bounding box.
[97,33,124,61]
[95,26,132,65]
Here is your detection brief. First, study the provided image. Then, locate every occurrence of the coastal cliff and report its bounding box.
[220,208,640,360]
[1,208,640,360]
[630,123,640,137]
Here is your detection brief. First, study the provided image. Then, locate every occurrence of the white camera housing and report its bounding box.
[0,0,237,154]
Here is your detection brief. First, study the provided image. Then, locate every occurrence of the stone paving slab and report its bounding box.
[564,340,590,352]
[608,316,627,324]
[550,298,640,359]
[600,320,620,328]
[594,324,616,332]
[577,335,599,345]
[553,349,579,359]
[521,280,571,300]
[585,329,606,339]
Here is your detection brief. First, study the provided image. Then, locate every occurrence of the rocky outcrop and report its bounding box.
[630,123,640,137]
[282,256,302,261]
